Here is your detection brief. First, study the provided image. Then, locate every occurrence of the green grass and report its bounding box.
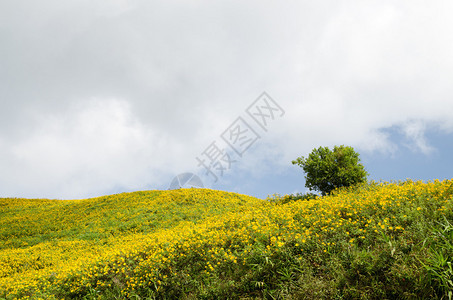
[0,180,452,299]
[0,189,258,250]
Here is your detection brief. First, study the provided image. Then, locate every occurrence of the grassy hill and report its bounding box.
[0,180,452,299]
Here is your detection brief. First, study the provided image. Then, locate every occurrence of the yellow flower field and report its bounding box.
[0,180,452,299]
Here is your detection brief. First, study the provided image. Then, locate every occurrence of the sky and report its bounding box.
[1,1,452,200]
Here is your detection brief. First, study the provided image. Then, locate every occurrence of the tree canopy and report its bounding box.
[292,145,368,195]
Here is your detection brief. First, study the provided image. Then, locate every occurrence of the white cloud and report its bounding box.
[1,1,453,198]
[399,120,435,155]
[0,99,195,198]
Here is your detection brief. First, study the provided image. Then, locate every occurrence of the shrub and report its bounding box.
[267,192,318,205]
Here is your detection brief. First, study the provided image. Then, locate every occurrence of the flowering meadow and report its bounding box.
[0,180,452,299]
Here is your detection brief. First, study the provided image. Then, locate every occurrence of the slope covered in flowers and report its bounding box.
[1,180,452,299]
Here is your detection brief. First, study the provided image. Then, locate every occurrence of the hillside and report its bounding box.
[0,180,452,299]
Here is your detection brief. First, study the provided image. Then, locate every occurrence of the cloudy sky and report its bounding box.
[1,1,452,200]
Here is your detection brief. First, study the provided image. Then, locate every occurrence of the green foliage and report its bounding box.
[267,192,318,205]
[420,216,453,299]
[292,145,368,195]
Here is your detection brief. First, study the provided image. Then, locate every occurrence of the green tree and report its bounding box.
[292,145,368,196]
